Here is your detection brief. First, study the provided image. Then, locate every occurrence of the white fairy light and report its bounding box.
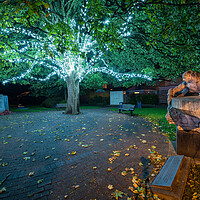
[1,21,152,85]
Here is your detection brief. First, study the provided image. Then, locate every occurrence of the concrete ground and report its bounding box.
[0,108,169,200]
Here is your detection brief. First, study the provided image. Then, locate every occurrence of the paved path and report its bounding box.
[0,108,169,200]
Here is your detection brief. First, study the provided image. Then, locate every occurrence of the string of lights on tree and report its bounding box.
[1,19,152,85]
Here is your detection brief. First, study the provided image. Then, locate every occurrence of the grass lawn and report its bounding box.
[111,107,176,141]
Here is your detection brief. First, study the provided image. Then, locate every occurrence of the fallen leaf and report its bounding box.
[71,151,76,155]
[128,186,134,192]
[0,187,6,194]
[108,184,114,190]
[125,153,129,157]
[93,167,97,170]
[1,162,8,167]
[23,152,28,155]
[121,171,127,176]
[23,157,30,160]
[108,168,112,172]
[37,179,43,184]
[73,185,79,189]
[112,190,126,200]
[45,155,51,159]
[142,140,147,144]
[29,172,34,176]
[139,162,143,166]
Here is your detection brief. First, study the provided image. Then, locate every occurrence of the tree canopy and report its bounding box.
[0,0,199,113]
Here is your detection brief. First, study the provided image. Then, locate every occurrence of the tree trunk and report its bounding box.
[65,73,80,115]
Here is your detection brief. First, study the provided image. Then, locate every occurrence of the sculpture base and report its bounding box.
[177,130,200,159]
[152,156,190,200]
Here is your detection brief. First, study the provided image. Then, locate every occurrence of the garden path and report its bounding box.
[0,108,170,200]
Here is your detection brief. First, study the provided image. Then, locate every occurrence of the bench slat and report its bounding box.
[56,104,66,109]
[118,103,135,116]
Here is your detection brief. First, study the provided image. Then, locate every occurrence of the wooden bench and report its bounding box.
[55,103,66,110]
[118,102,135,116]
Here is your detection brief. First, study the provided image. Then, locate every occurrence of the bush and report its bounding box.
[89,96,109,106]
[129,94,158,105]
[41,97,63,108]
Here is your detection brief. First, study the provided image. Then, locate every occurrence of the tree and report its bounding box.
[0,18,151,115]
[87,0,200,78]
[4,0,193,114]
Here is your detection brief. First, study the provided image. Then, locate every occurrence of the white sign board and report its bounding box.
[4,96,9,110]
[0,94,5,113]
[110,91,124,105]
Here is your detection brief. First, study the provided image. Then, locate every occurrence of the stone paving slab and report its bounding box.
[0,108,169,200]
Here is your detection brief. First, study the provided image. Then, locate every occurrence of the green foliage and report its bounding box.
[88,0,200,79]
[29,78,65,98]
[145,0,200,73]
[129,94,158,105]
[41,97,63,108]
[89,95,109,106]
[1,0,199,99]
[80,72,107,90]
[80,72,122,94]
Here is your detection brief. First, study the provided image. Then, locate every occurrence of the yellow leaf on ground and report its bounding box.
[139,162,143,166]
[121,171,127,176]
[108,168,112,172]
[108,184,114,190]
[29,172,34,176]
[0,187,6,194]
[37,179,43,184]
[71,151,76,155]
[45,155,51,159]
[73,185,79,189]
